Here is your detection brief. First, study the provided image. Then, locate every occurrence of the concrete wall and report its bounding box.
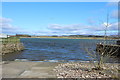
[0,43,24,55]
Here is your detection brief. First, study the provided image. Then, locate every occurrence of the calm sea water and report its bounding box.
[2,38,118,62]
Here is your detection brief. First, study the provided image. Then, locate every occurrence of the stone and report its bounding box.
[1,43,24,55]
[53,63,117,78]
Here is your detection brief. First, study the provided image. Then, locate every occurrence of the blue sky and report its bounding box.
[1,2,118,36]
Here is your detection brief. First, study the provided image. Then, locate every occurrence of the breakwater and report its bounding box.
[1,43,24,55]
[96,40,120,57]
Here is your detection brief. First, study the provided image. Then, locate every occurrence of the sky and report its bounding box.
[2,0,120,2]
[1,2,119,36]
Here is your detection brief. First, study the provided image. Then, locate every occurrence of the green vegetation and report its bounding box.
[1,37,20,44]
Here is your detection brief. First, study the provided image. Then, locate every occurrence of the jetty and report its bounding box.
[96,40,120,57]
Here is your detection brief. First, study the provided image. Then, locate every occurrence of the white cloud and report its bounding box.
[0,17,19,34]
[0,17,118,36]
[107,2,118,6]
[48,24,82,31]
[0,17,12,23]
[47,22,118,35]
[0,18,14,30]
[108,0,119,2]
[0,17,33,35]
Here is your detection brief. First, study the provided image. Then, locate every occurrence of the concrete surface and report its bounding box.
[2,61,60,78]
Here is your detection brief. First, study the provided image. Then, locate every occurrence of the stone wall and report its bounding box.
[0,43,24,55]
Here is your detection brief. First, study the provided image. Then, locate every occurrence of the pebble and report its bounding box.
[53,63,119,78]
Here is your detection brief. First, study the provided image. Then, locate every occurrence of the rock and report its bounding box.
[1,43,24,55]
[53,63,115,78]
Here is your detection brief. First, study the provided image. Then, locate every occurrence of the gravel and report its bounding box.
[53,62,120,79]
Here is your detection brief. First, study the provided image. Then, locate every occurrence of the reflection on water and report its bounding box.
[2,38,119,62]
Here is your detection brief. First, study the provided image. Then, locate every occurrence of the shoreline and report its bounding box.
[3,59,120,63]
[20,37,119,40]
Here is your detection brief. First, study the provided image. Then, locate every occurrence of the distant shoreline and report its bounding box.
[20,37,119,40]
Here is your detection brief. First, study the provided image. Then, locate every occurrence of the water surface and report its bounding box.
[3,38,118,62]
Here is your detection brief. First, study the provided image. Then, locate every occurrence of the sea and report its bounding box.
[2,38,119,62]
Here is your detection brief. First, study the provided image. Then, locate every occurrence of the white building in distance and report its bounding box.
[0,33,9,38]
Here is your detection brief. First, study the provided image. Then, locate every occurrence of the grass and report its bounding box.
[1,37,20,44]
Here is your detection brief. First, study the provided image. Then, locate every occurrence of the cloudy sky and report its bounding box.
[1,2,118,36]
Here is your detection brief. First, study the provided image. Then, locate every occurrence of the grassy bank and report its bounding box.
[1,37,20,44]
[1,37,24,55]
